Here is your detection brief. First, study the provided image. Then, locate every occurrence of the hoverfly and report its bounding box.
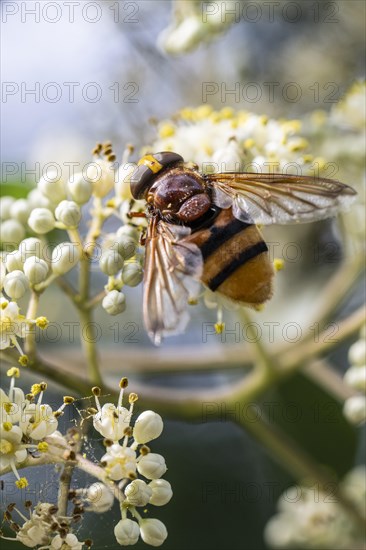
[129,152,356,345]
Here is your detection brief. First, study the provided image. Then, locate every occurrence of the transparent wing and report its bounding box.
[208,173,357,225]
[143,217,203,345]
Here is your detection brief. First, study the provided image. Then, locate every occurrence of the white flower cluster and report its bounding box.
[100,224,143,316]
[2,501,87,549]
[264,465,366,549]
[330,80,366,132]
[1,142,148,339]
[0,370,72,488]
[343,324,366,425]
[92,379,172,547]
[303,81,365,245]
[157,0,234,55]
[149,105,315,175]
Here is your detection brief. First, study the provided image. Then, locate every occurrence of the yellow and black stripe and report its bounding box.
[184,208,274,305]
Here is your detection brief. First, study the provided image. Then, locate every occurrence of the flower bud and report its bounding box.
[125,479,152,506]
[19,238,45,261]
[37,171,66,203]
[133,411,163,444]
[212,138,242,172]
[85,482,114,513]
[158,16,203,55]
[0,219,25,246]
[114,519,140,546]
[0,196,15,219]
[100,250,124,276]
[3,270,29,299]
[10,199,32,225]
[137,453,167,480]
[148,479,173,506]
[122,262,143,287]
[102,290,126,315]
[51,242,81,275]
[343,395,366,425]
[348,339,366,366]
[116,225,140,242]
[112,235,137,260]
[115,163,135,200]
[27,188,52,210]
[28,208,55,234]
[67,172,93,204]
[344,366,366,392]
[55,200,81,227]
[5,250,24,272]
[23,256,49,285]
[87,159,115,198]
[139,518,168,547]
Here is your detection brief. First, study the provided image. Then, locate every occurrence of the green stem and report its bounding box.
[3,304,363,405]
[78,257,102,386]
[78,307,103,386]
[239,309,275,376]
[236,405,366,530]
[24,291,40,360]
[57,460,75,517]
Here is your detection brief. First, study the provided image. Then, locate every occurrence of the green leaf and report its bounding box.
[0,182,34,199]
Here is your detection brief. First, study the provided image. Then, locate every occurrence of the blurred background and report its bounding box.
[1,1,365,549]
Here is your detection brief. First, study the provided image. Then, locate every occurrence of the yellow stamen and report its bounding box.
[273,258,285,271]
[35,317,49,329]
[215,322,225,334]
[31,384,41,396]
[3,422,13,432]
[37,442,49,453]
[7,367,20,378]
[158,122,176,138]
[15,477,28,489]
[18,355,28,367]
[0,440,13,454]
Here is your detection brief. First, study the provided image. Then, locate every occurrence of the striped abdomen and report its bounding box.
[183,208,274,305]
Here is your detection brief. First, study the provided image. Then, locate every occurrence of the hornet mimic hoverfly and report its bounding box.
[129,152,356,345]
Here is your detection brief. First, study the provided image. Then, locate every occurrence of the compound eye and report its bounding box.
[153,152,184,166]
[130,164,154,199]
[130,152,184,199]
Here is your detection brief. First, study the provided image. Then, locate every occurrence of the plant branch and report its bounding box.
[24,291,40,360]
[237,406,366,530]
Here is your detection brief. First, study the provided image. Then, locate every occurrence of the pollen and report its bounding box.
[35,317,49,329]
[244,138,255,149]
[3,422,13,432]
[15,477,29,489]
[220,107,234,119]
[282,119,302,134]
[7,367,20,378]
[195,104,213,120]
[3,403,14,414]
[0,440,13,454]
[273,258,285,271]
[128,392,138,404]
[31,384,42,396]
[18,355,28,367]
[214,322,225,334]
[288,138,309,152]
[37,442,49,453]
[158,123,176,138]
